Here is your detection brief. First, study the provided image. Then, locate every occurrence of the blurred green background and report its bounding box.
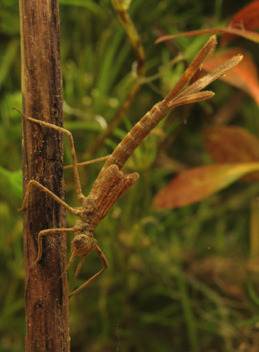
[1,0,259,351]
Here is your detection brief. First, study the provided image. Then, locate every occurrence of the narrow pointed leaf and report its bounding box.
[155,28,259,45]
[153,163,259,210]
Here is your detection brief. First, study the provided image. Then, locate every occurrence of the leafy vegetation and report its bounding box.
[1,0,259,351]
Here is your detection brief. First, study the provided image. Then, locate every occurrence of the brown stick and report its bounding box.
[19,0,70,351]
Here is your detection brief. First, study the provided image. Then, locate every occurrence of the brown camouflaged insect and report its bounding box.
[17,36,242,298]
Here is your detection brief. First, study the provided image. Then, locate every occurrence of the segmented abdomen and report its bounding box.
[103,99,170,171]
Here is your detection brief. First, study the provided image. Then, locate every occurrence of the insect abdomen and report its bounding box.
[104,101,169,170]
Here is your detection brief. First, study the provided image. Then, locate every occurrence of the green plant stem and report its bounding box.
[177,265,200,352]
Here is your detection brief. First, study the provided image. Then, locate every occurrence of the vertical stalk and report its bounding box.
[19,0,70,351]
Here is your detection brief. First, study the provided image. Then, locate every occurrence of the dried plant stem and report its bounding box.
[19,0,70,350]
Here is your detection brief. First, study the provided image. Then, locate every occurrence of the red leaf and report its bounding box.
[221,1,259,46]
[202,49,259,106]
[203,126,259,181]
[153,163,259,210]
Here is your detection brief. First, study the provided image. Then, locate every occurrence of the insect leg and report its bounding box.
[30,226,80,268]
[14,109,85,203]
[68,245,109,298]
[19,180,80,217]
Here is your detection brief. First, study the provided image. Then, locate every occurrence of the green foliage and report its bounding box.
[0,0,258,351]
